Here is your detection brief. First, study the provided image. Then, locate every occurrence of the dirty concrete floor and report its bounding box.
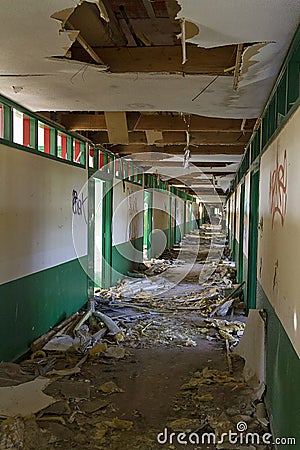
[0,229,272,450]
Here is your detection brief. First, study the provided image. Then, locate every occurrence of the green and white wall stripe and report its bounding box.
[0,143,88,361]
[256,106,300,445]
[226,25,300,448]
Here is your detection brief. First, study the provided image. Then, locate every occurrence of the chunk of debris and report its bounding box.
[103,417,133,430]
[99,381,125,394]
[0,378,56,418]
[79,399,110,414]
[0,416,24,449]
[88,342,108,356]
[40,401,71,416]
[180,367,245,390]
[104,346,126,359]
[45,380,90,400]
[94,311,124,341]
[43,335,81,352]
[0,362,35,387]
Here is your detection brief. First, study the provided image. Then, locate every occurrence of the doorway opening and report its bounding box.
[89,176,113,293]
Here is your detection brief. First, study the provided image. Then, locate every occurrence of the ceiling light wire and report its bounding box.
[192,75,219,102]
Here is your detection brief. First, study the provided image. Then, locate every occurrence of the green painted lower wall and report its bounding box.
[242,253,248,306]
[0,258,88,362]
[111,237,144,285]
[183,220,197,235]
[235,239,241,278]
[257,282,300,448]
[175,224,182,244]
[229,239,250,307]
[230,234,236,261]
[170,222,194,247]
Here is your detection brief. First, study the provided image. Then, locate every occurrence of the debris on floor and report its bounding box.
[95,275,173,301]
[140,257,184,276]
[0,378,56,418]
[99,381,124,394]
[0,228,275,449]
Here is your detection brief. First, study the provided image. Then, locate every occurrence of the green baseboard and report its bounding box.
[257,282,300,448]
[0,257,88,361]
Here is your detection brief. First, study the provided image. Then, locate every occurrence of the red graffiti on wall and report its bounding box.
[269,146,287,228]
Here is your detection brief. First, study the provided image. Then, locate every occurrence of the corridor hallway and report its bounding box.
[0,228,273,450]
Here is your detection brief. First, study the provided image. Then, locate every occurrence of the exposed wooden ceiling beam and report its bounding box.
[108,144,245,154]
[168,184,225,194]
[135,114,256,132]
[167,171,235,177]
[161,131,251,144]
[170,172,229,178]
[98,0,128,47]
[61,0,127,48]
[233,44,244,90]
[49,112,256,133]
[84,129,251,145]
[168,178,212,184]
[61,113,106,131]
[127,112,141,131]
[132,161,235,168]
[65,21,107,66]
[70,44,237,74]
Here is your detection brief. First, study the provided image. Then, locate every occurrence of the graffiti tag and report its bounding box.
[72,190,88,224]
[269,147,287,228]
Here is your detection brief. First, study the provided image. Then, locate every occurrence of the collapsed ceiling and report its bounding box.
[0,0,299,195]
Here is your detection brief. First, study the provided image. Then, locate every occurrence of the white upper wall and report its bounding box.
[0,143,87,284]
[153,189,169,231]
[112,180,144,246]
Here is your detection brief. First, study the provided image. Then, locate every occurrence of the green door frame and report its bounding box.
[88,172,113,291]
[190,202,194,229]
[232,190,237,259]
[143,189,153,259]
[238,182,245,283]
[103,180,113,287]
[174,197,179,244]
[247,169,260,309]
[168,192,175,248]
[88,177,95,298]
[226,198,230,238]
[183,200,187,236]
